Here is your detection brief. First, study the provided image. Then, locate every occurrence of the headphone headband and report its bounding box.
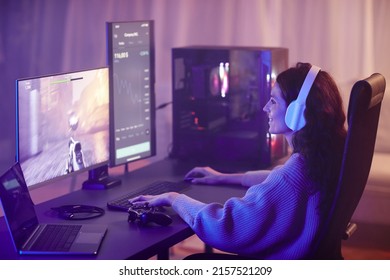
[285,65,321,131]
[295,66,321,104]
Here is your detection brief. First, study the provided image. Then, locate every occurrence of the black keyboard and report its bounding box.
[31,224,82,252]
[107,180,189,212]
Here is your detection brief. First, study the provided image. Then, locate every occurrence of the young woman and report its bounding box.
[129,63,347,259]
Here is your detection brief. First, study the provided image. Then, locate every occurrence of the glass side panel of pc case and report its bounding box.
[171,46,289,171]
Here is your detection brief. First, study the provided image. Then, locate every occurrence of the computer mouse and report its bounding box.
[184,177,194,182]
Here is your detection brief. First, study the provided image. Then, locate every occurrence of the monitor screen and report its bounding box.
[106,20,156,167]
[16,67,110,189]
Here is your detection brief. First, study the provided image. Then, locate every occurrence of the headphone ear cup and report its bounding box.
[285,100,306,131]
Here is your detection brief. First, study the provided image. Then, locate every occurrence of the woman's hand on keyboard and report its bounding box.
[129,192,179,208]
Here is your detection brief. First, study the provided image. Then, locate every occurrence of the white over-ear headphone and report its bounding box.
[284,65,321,131]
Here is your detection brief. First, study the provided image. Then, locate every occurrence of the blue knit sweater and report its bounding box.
[171,153,321,259]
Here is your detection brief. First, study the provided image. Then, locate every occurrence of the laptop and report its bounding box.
[0,162,107,255]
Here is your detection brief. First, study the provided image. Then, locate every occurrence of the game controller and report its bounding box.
[127,204,173,226]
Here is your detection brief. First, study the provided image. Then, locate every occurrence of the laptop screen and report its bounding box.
[0,163,39,250]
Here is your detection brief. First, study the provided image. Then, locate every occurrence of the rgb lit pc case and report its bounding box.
[171,46,289,171]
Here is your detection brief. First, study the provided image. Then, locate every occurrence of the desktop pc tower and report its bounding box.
[171,46,289,172]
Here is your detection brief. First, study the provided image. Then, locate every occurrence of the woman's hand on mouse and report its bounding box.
[184,166,224,185]
[184,166,245,185]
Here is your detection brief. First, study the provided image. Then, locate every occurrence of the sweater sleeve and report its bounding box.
[241,170,271,187]
[171,154,319,259]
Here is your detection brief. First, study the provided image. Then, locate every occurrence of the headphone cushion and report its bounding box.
[285,100,306,131]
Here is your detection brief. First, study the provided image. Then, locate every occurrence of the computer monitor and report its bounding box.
[16,67,117,189]
[106,20,156,168]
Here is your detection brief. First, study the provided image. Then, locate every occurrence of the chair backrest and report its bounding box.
[312,73,386,259]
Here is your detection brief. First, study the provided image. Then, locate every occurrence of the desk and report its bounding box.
[0,158,247,260]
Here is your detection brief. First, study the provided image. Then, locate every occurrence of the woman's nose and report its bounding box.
[263,101,270,112]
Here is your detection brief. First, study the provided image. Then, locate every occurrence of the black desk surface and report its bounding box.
[0,158,247,260]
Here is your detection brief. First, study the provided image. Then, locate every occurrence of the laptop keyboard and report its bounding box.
[107,180,189,212]
[31,224,82,252]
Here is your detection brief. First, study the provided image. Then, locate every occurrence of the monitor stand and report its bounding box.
[82,165,121,190]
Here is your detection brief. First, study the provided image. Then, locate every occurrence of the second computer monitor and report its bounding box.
[106,20,156,167]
